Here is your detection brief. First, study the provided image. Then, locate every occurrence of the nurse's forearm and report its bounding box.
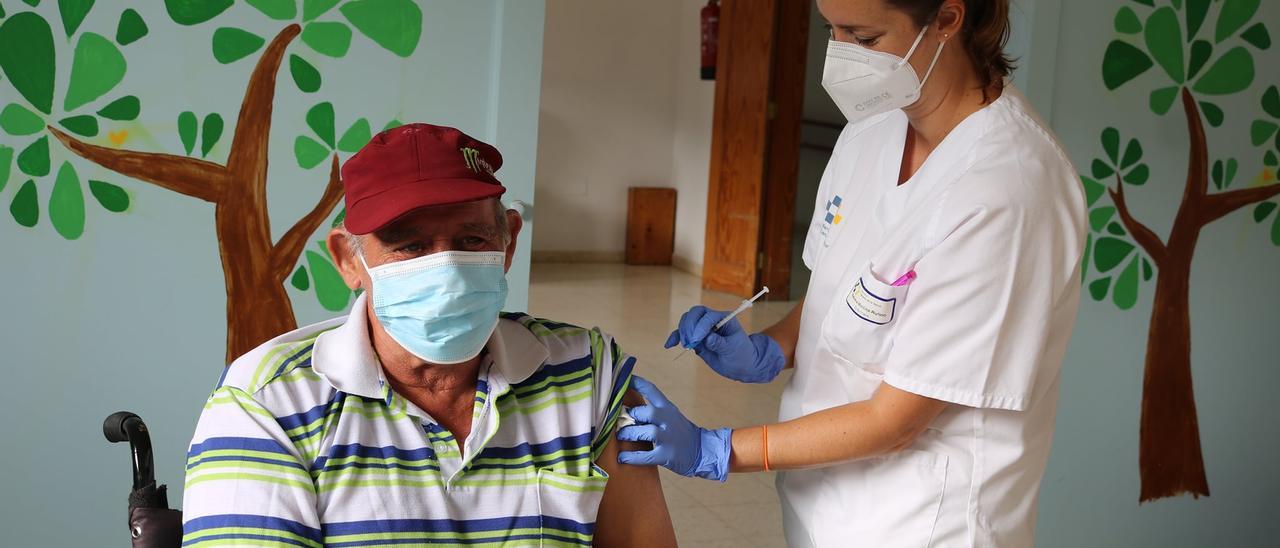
[727,382,947,472]
[761,298,804,369]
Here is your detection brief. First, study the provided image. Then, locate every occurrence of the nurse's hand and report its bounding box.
[665,306,785,383]
[617,377,732,482]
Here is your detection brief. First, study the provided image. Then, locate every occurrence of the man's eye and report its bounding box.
[462,237,487,248]
[396,243,425,254]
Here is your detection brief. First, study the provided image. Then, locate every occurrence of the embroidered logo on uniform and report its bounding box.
[846,277,896,325]
[820,195,844,246]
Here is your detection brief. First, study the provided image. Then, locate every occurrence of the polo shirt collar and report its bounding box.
[312,293,549,401]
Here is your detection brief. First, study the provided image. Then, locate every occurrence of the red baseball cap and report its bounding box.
[340,123,506,234]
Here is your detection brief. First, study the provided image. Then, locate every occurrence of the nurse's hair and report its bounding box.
[887,0,1014,98]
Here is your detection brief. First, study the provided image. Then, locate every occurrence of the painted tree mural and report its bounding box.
[1084,0,1278,502]
[0,0,422,362]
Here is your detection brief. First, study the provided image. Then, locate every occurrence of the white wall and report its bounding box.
[534,0,715,270]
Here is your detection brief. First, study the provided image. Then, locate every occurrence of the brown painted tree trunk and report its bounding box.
[1138,242,1210,501]
[48,24,346,364]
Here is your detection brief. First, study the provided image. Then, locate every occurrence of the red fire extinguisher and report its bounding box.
[701,0,719,80]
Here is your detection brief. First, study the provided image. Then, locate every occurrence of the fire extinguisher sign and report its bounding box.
[701,0,720,80]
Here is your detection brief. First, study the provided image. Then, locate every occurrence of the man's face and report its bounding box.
[329,198,522,293]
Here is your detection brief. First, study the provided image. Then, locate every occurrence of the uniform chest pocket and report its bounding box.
[822,263,912,367]
[536,464,610,546]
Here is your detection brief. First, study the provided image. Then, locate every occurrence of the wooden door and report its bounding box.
[702,0,809,298]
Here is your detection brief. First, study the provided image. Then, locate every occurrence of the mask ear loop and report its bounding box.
[893,25,931,70]
[913,36,946,93]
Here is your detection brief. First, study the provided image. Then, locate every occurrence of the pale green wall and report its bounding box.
[1031,0,1280,546]
[0,1,544,546]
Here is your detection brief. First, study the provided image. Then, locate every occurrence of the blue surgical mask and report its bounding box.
[363,250,509,365]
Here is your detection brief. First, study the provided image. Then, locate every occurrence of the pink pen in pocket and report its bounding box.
[891,270,917,287]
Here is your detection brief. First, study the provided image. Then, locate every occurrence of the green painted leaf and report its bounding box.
[1216,0,1260,43]
[21,0,37,7]
[1254,201,1277,223]
[50,161,85,239]
[1199,101,1223,127]
[1142,258,1154,281]
[0,147,12,193]
[178,111,197,155]
[383,119,402,131]
[1101,127,1120,163]
[64,33,127,111]
[58,114,98,137]
[1125,164,1150,185]
[0,12,56,114]
[1225,158,1238,188]
[58,0,94,37]
[246,0,296,20]
[0,103,44,135]
[1082,176,1107,206]
[1251,121,1280,147]
[1170,0,1182,9]
[1263,86,1280,119]
[1265,150,1278,167]
[340,0,422,57]
[1186,0,1209,40]
[1082,233,1093,284]
[97,95,139,120]
[289,54,321,93]
[1092,159,1115,180]
[10,179,38,227]
[1113,256,1140,310]
[337,118,372,153]
[1212,159,1224,188]
[1120,139,1143,169]
[1132,0,1153,6]
[302,21,352,57]
[1145,7,1184,84]
[1187,40,1211,80]
[116,8,148,46]
[88,179,128,212]
[306,250,351,311]
[1090,207,1116,232]
[1107,221,1127,236]
[1272,209,1280,246]
[291,265,311,291]
[331,206,346,228]
[295,135,329,169]
[1088,277,1111,301]
[201,113,223,158]
[165,0,233,26]
[303,0,342,21]
[1242,23,1271,50]
[212,27,265,64]
[1116,7,1142,34]
[1103,40,1153,91]
[1150,86,1180,115]
[307,102,335,148]
[17,135,49,177]
[1192,46,1253,95]
[1095,236,1135,272]
[0,2,5,18]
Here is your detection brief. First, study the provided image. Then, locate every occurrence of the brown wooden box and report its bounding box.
[625,187,677,265]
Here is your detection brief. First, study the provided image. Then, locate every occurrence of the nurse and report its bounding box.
[616,0,1086,546]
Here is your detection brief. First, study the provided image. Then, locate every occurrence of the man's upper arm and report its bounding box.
[592,389,677,548]
[182,386,321,547]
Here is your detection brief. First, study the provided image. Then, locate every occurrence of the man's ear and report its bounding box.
[503,209,523,273]
[326,228,365,290]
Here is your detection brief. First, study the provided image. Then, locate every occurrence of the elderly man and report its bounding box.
[182,123,676,547]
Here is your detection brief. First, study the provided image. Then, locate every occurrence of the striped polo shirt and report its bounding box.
[182,293,636,547]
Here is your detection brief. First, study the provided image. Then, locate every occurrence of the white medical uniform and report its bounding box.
[778,86,1086,547]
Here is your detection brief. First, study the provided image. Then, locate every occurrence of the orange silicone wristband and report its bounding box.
[762,425,770,471]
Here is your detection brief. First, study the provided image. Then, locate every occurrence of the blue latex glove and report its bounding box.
[664,306,785,384]
[616,376,732,482]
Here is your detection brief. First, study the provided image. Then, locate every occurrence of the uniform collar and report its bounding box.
[312,293,549,400]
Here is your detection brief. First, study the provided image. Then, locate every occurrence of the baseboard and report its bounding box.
[532,250,625,263]
[671,254,703,277]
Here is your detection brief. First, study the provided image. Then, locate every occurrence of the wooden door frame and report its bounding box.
[702,0,809,299]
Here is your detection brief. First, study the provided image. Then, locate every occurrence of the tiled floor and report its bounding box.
[529,263,796,547]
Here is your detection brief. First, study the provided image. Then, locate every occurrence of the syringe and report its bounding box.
[673,286,770,361]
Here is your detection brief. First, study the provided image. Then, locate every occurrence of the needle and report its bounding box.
[673,287,770,361]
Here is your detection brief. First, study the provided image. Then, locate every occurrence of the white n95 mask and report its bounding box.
[363,250,509,365]
[821,25,944,125]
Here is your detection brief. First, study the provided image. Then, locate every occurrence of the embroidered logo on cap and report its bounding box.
[460,147,495,175]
